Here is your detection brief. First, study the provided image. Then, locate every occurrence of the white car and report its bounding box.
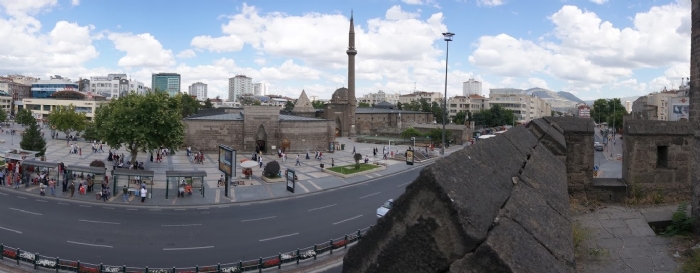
[377,199,393,218]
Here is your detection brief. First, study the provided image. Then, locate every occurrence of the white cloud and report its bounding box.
[589,0,608,4]
[107,32,175,68]
[477,0,505,7]
[254,58,266,65]
[71,0,79,6]
[402,0,424,4]
[385,5,420,20]
[190,35,244,53]
[176,49,196,59]
[0,0,57,17]
[527,78,549,90]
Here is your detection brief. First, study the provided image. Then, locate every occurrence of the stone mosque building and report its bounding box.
[182,12,433,153]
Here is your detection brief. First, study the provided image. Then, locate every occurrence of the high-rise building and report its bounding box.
[31,75,79,98]
[624,100,632,114]
[253,82,269,96]
[463,78,482,96]
[358,90,400,105]
[488,88,551,123]
[188,82,208,101]
[228,75,252,102]
[89,74,145,99]
[151,73,181,97]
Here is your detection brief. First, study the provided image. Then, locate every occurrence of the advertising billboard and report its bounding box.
[406,150,414,165]
[286,169,296,193]
[218,145,235,177]
[671,104,689,121]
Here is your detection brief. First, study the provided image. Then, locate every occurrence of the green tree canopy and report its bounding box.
[46,104,87,138]
[358,102,371,108]
[400,127,423,139]
[0,109,8,124]
[15,108,34,126]
[20,118,46,156]
[590,98,625,127]
[471,104,515,128]
[396,102,402,110]
[94,92,184,164]
[403,101,421,111]
[284,101,295,111]
[453,111,467,125]
[82,122,99,142]
[431,101,444,124]
[203,98,214,109]
[425,128,451,144]
[420,99,431,113]
[311,100,325,109]
[178,93,200,118]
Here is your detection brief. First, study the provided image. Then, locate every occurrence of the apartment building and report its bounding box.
[188,82,208,101]
[228,75,253,102]
[31,76,78,98]
[447,95,488,118]
[358,90,400,106]
[152,73,181,97]
[577,104,591,118]
[631,88,683,121]
[253,82,268,96]
[89,74,145,99]
[462,78,482,96]
[488,88,551,123]
[22,91,109,120]
[398,91,443,105]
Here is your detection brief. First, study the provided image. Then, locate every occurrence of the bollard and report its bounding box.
[296,249,300,265]
[218,263,221,272]
[195,265,199,273]
[173,266,176,273]
[345,235,348,249]
[145,266,148,273]
[99,263,103,273]
[123,265,127,273]
[258,257,262,273]
[278,253,282,269]
[329,239,333,255]
[77,260,81,271]
[56,257,60,273]
[0,244,3,260]
[313,245,317,260]
[238,261,242,271]
[357,229,361,241]
[34,252,38,270]
[16,248,20,265]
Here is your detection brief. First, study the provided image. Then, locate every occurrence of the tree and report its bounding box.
[453,111,467,125]
[0,109,7,124]
[20,118,46,156]
[358,102,371,108]
[425,128,451,144]
[239,95,259,106]
[431,101,444,124]
[89,160,105,168]
[471,105,515,127]
[284,101,295,111]
[353,153,362,169]
[400,127,422,139]
[312,100,325,109]
[94,92,184,164]
[178,93,200,118]
[420,99,431,113]
[15,108,34,125]
[82,122,99,142]
[397,102,402,110]
[263,160,281,178]
[46,104,87,138]
[403,101,421,111]
[203,98,214,109]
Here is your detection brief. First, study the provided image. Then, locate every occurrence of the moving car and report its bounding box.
[594,143,604,151]
[376,199,393,218]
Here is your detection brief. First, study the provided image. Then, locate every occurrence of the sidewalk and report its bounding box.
[0,127,461,206]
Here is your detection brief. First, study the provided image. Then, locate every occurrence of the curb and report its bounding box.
[321,165,386,179]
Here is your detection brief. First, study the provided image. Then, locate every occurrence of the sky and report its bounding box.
[0,0,690,101]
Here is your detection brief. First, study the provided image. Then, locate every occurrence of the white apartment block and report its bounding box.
[253,82,269,96]
[358,90,400,105]
[632,88,684,121]
[22,96,109,120]
[488,88,552,123]
[89,74,145,99]
[447,95,489,118]
[462,78,482,96]
[228,75,253,102]
[398,91,444,105]
[624,101,632,114]
[188,82,208,101]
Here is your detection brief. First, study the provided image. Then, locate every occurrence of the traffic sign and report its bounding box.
[593,166,599,171]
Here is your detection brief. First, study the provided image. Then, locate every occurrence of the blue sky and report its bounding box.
[0,0,690,100]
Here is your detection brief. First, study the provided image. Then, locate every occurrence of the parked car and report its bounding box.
[594,143,604,151]
[376,199,393,218]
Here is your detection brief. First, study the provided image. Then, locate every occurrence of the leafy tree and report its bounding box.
[178,93,200,118]
[420,99,431,113]
[284,101,295,111]
[263,160,281,178]
[453,111,467,125]
[358,102,371,108]
[403,101,421,111]
[15,108,34,126]
[431,101,444,124]
[239,95,260,106]
[0,109,7,124]
[82,122,99,142]
[46,104,87,138]
[203,98,214,109]
[312,100,325,109]
[396,102,402,110]
[400,127,423,139]
[20,118,46,156]
[89,160,105,168]
[425,128,451,144]
[353,153,362,169]
[94,92,184,164]
[471,104,515,127]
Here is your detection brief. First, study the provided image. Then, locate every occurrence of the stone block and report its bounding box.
[517,143,569,218]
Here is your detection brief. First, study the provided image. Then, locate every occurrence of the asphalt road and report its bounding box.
[593,129,622,178]
[0,167,422,268]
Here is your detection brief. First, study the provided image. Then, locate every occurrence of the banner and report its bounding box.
[218,145,235,177]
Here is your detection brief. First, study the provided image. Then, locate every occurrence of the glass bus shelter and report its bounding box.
[164,170,207,199]
[65,165,107,192]
[21,160,59,185]
[111,168,154,198]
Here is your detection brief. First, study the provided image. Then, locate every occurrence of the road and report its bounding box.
[593,127,622,178]
[0,167,422,268]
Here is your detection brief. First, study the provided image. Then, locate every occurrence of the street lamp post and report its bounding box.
[441,32,454,156]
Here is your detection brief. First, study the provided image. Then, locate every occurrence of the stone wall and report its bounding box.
[183,120,244,152]
[343,125,575,273]
[278,120,334,153]
[355,112,433,135]
[690,0,700,231]
[623,120,693,199]
[325,103,353,137]
[242,106,280,152]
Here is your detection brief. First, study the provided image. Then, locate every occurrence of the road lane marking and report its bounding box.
[307,180,322,190]
[359,192,380,199]
[9,207,42,216]
[67,241,113,248]
[215,189,220,203]
[80,205,91,208]
[0,192,7,196]
[259,233,299,242]
[126,208,137,211]
[163,246,213,251]
[36,199,48,202]
[333,215,363,225]
[161,224,202,227]
[365,174,373,179]
[17,196,27,199]
[102,207,114,210]
[396,182,411,187]
[0,226,22,234]
[308,204,337,212]
[79,219,120,225]
[297,182,310,193]
[174,209,186,211]
[57,202,68,205]
[241,216,276,222]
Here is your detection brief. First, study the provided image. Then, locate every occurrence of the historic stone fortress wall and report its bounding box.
[622,120,693,199]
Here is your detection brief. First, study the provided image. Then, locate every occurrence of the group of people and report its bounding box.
[91,140,104,153]
[187,147,205,164]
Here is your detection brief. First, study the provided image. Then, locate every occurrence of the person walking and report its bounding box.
[331,158,335,167]
[295,155,301,166]
[122,185,129,202]
[352,146,356,154]
[49,179,55,196]
[69,182,75,198]
[140,187,147,203]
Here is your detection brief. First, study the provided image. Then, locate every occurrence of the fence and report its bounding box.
[0,226,372,273]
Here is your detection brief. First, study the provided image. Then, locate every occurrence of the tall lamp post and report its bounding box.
[441,32,454,156]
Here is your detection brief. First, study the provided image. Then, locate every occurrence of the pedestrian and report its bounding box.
[39,182,46,196]
[69,182,75,198]
[140,186,147,203]
[305,151,310,160]
[296,155,301,166]
[218,174,224,187]
[331,158,335,167]
[178,183,185,198]
[352,146,356,154]
[122,185,129,202]
[259,159,263,168]
[101,187,108,202]
[49,179,55,196]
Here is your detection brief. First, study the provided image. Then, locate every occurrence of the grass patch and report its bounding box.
[681,248,700,273]
[326,163,380,175]
[572,221,609,261]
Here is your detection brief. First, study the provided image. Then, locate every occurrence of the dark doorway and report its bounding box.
[256,125,267,153]
[335,117,342,137]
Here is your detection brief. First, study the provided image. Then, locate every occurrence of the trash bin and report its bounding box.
[320,163,324,169]
[341,144,345,150]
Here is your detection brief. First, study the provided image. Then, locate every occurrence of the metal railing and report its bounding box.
[1,226,372,273]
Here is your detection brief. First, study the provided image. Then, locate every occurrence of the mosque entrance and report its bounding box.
[256,125,267,153]
[335,117,342,137]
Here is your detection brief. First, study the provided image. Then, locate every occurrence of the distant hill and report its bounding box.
[526,88,584,109]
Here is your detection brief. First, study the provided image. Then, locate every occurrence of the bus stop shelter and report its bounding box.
[65,165,107,193]
[164,170,207,199]
[111,168,154,198]
[21,160,59,185]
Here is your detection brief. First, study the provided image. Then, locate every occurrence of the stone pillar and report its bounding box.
[690,0,700,231]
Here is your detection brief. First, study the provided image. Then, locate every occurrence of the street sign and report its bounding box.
[593,166,599,171]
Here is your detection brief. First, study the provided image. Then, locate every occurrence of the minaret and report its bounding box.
[347,10,358,136]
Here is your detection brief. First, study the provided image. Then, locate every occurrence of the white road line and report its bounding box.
[17,196,27,199]
[0,192,8,196]
[307,180,322,190]
[161,224,202,227]
[215,189,220,203]
[57,202,68,205]
[67,241,113,248]
[396,182,411,187]
[36,199,48,202]
[297,182,310,193]
[174,209,186,211]
[333,215,363,225]
[0,226,22,234]
[163,246,213,251]
[126,208,137,211]
[241,216,276,222]
[79,205,91,208]
[9,207,42,216]
[365,174,373,179]
[79,219,120,225]
[308,204,337,212]
[102,207,114,210]
[229,188,236,202]
[259,233,299,242]
[359,192,380,199]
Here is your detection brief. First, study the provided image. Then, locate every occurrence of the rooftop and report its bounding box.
[185,113,243,121]
[279,115,326,121]
[356,108,429,114]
